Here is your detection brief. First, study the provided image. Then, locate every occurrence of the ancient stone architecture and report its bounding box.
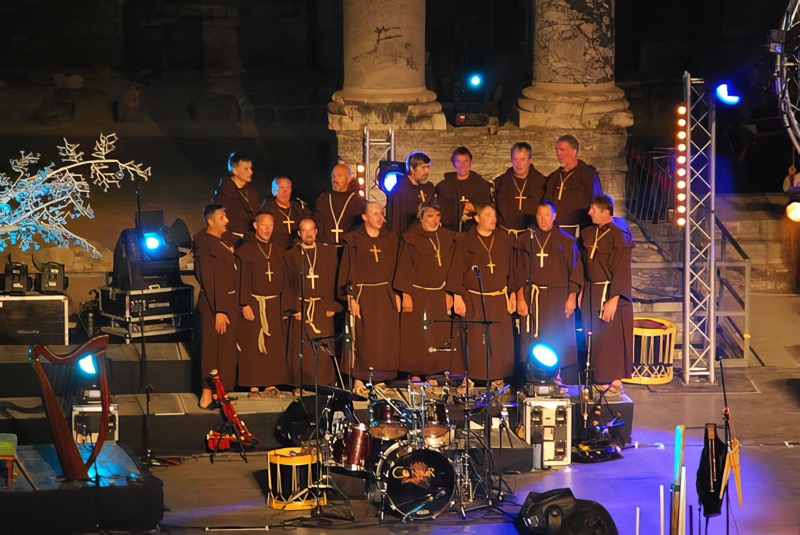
[329,0,632,205]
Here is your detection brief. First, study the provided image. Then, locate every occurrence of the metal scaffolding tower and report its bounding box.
[362,128,395,205]
[682,72,717,384]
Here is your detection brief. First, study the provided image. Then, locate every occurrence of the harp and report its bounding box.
[29,335,111,481]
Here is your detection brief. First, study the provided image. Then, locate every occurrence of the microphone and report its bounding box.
[428,346,456,353]
[471,265,481,277]
[320,343,334,356]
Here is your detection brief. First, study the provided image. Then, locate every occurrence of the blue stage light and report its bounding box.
[530,343,559,371]
[383,172,402,193]
[469,74,483,88]
[143,232,164,251]
[715,83,741,105]
[377,160,407,194]
[78,354,97,375]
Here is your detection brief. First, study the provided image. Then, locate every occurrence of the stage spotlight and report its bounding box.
[531,344,559,375]
[78,354,97,375]
[377,160,406,194]
[787,187,800,222]
[143,232,164,251]
[715,83,741,106]
[468,74,483,88]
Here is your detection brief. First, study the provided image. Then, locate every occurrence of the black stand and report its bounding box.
[717,354,733,535]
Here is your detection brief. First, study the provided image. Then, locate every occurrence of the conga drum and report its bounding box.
[266,447,326,510]
[623,316,676,385]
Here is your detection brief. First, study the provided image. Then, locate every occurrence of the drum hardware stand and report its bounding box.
[284,336,355,524]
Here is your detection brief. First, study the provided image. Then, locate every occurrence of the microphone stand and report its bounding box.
[472,265,504,505]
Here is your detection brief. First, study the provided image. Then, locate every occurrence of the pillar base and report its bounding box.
[328,89,447,131]
[518,82,633,130]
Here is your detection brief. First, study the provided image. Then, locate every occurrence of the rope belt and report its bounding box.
[300,297,322,334]
[559,224,580,238]
[253,294,278,354]
[592,280,611,318]
[354,281,390,302]
[524,284,548,337]
[468,285,511,315]
[412,281,447,291]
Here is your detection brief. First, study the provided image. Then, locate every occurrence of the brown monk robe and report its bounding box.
[393,200,458,376]
[580,195,635,384]
[493,142,547,232]
[284,219,343,386]
[544,135,603,235]
[236,212,290,387]
[436,171,492,234]
[386,151,436,234]
[337,203,400,379]
[314,163,366,247]
[213,152,261,246]
[194,205,240,406]
[513,202,583,376]
[263,176,311,250]
[447,205,516,380]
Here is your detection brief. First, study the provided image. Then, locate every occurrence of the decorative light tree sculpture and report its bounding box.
[0,133,150,258]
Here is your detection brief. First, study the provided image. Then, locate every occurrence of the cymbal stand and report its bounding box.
[284,338,354,524]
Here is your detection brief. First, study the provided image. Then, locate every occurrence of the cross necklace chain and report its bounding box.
[427,231,443,267]
[477,232,496,274]
[305,246,319,289]
[513,176,528,211]
[590,226,612,260]
[329,192,355,243]
[256,241,273,282]
[557,169,576,200]
[534,230,552,268]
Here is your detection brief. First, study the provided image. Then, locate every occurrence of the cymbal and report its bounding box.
[301,384,366,402]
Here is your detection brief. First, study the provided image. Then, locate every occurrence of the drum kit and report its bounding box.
[268,369,513,523]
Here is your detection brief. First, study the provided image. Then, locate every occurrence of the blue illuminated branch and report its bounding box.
[0,133,151,258]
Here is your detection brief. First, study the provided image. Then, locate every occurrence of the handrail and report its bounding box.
[714,218,751,365]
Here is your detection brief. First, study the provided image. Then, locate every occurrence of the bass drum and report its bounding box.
[376,442,455,520]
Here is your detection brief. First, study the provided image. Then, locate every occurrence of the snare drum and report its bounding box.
[266,447,326,510]
[376,442,455,520]
[333,423,371,472]
[369,400,408,441]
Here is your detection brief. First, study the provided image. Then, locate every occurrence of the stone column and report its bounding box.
[519,0,632,130]
[518,0,633,201]
[328,0,446,132]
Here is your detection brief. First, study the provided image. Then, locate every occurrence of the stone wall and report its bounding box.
[333,124,628,208]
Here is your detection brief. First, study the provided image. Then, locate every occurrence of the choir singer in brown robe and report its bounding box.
[543,135,603,237]
[448,204,516,380]
[338,202,401,380]
[263,176,311,250]
[285,218,342,386]
[493,142,547,234]
[393,199,457,376]
[386,151,436,234]
[213,151,261,246]
[194,204,240,409]
[236,210,290,396]
[314,163,366,247]
[513,201,583,383]
[435,146,492,234]
[580,194,634,392]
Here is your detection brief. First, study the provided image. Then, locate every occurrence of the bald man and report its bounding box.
[314,163,366,248]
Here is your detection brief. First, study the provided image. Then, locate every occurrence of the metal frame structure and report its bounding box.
[776,0,800,153]
[362,127,395,206]
[682,72,717,384]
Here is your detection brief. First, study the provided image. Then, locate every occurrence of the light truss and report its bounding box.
[682,72,717,384]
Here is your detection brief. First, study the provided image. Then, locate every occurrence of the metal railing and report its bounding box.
[625,143,674,225]
[714,219,753,367]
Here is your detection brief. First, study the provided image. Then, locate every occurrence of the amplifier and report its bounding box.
[72,403,119,444]
[0,294,69,344]
[100,285,193,321]
[522,397,572,468]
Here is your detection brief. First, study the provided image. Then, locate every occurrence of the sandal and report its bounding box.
[248,388,261,400]
[261,386,281,398]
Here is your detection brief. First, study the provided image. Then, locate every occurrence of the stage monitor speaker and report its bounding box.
[39,262,67,294]
[4,262,30,295]
[515,488,618,535]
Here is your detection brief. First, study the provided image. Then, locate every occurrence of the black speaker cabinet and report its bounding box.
[0,294,69,345]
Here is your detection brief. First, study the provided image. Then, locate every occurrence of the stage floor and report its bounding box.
[149,366,800,534]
